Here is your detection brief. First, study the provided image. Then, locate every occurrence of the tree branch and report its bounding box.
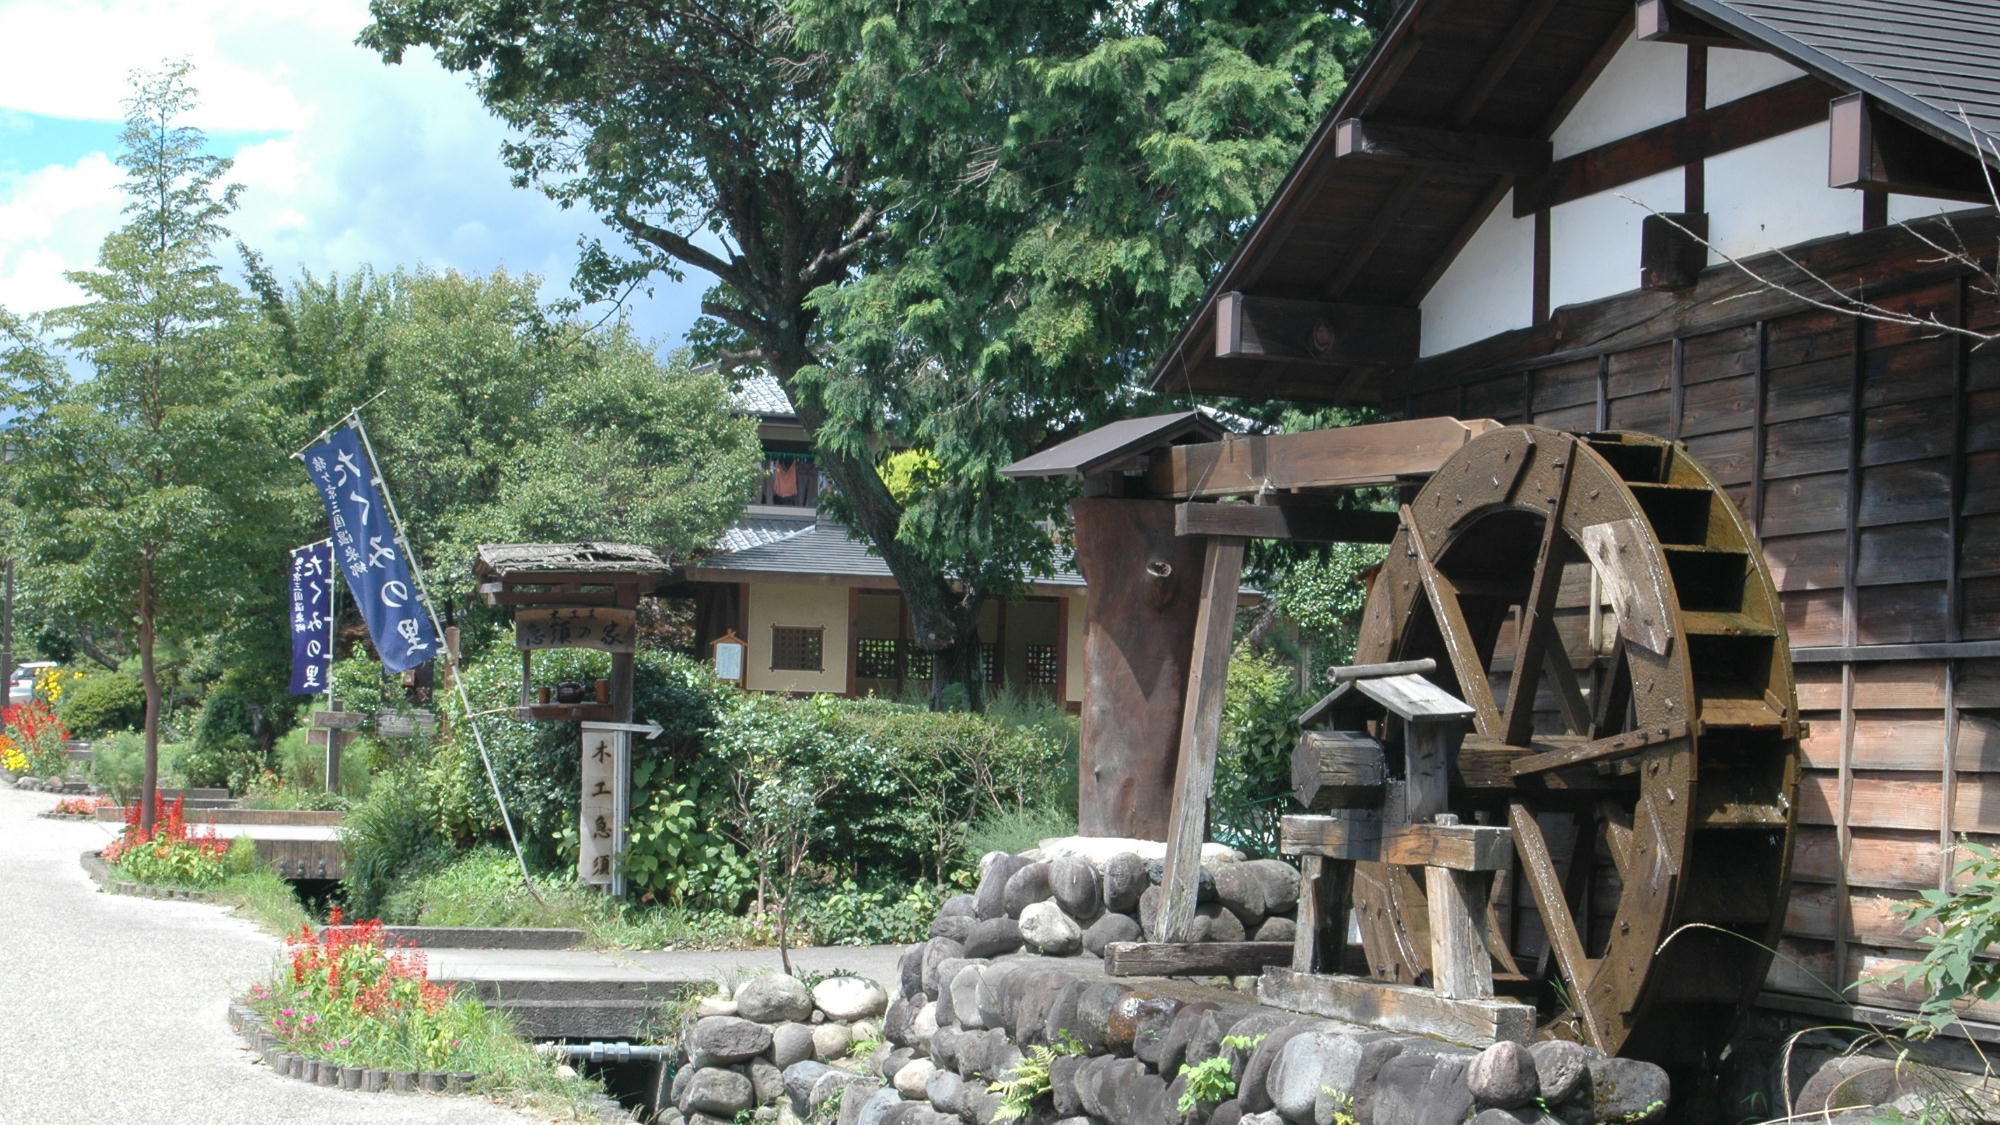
[614,210,743,292]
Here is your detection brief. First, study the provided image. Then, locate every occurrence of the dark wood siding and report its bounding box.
[1408,268,2000,1026]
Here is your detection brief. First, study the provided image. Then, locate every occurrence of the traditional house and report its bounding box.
[1149,0,2000,1037]
[679,374,1091,702]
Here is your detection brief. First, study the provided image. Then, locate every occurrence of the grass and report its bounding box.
[962,803,1078,863]
[378,846,780,950]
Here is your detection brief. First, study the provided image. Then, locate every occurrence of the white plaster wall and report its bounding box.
[1705,48,1804,107]
[1419,189,1535,357]
[1886,193,1983,224]
[1548,168,1682,313]
[1551,37,1685,159]
[1706,123,1859,263]
[744,581,850,695]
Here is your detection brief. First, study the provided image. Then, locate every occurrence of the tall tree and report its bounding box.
[13,63,290,832]
[360,0,1375,708]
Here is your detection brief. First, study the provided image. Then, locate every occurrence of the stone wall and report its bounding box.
[826,845,1673,1125]
[659,972,889,1124]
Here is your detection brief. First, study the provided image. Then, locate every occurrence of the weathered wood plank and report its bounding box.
[1157,535,1245,943]
[1280,814,1514,871]
[1290,731,1388,810]
[1148,417,1503,499]
[1259,968,1535,1045]
[1174,502,1399,544]
[1104,942,1296,978]
[1503,722,1691,776]
[1426,864,1496,1000]
[1293,853,1351,975]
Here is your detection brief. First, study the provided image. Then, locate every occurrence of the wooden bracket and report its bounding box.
[1175,501,1399,544]
[1641,212,1709,291]
[1213,291,1419,366]
[1633,0,1740,48]
[1260,967,1535,1044]
[1828,92,1997,203]
[1281,813,1513,871]
[1334,118,1550,178]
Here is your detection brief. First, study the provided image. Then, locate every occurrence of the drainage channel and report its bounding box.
[541,1040,677,1117]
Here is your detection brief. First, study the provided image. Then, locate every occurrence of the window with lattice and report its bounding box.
[982,643,1001,684]
[907,651,933,682]
[770,625,824,672]
[856,637,900,680]
[1025,644,1058,686]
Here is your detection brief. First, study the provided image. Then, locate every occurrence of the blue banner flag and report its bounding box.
[301,426,437,673]
[288,541,335,694]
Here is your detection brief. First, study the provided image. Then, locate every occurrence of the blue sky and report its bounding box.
[0,0,711,352]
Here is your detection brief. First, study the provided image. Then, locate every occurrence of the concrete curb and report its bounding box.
[79,850,226,903]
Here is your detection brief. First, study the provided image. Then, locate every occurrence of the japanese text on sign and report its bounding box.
[300,426,437,673]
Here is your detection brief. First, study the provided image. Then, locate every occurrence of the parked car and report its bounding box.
[8,661,56,705]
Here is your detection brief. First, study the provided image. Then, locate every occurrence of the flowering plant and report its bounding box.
[250,909,505,1073]
[51,796,109,816]
[4,701,70,778]
[35,667,82,706]
[0,734,24,775]
[102,791,230,886]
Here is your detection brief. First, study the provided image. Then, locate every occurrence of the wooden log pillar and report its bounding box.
[1407,717,1493,1000]
[1158,534,1246,942]
[1070,497,1209,839]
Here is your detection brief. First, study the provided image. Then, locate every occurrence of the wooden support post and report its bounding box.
[1293,853,1354,974]
[1425,819,1495,1000]
[1158,535,1245,943]
[1071,497,1208,838]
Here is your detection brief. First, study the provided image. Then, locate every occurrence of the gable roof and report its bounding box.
[1145,0,2000,406]
[684,519,1089,590]
[1001,411,1225,480]
[728,372,796,419]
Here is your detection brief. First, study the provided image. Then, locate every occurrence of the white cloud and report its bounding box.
[0,0,710,346]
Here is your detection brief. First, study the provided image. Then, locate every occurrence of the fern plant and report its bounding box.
[990,1032,1087,1121]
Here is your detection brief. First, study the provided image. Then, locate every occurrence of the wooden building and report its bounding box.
[1150,0,2000,1032]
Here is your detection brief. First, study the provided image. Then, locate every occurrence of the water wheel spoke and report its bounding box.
[1590,634,1630,739]
[1598,800,1637,884]
[1400,504,1501,733]
[1502,458,1575,745]
[1542,640,1592,735]
[1510,800,1609,1050]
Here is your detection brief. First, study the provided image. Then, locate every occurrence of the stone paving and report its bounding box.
[0,784,557,1125]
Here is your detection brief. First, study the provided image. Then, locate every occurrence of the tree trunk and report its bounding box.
[1070,498,1207,840]
[766,355,990,712]
[138,561,161,836]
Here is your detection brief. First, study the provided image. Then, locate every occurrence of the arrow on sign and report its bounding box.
[581,719,665,740]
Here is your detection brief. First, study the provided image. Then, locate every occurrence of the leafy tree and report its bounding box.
[247,267,760,599]
[361,0,1379,709]
[12,63,291,830]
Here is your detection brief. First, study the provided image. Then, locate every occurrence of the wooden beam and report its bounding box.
[1514,76,1833,216]
[1259,967,1535,1044]
[1174,501,1398,543]
[1213,292,1418,366]
[1147,416,1503,500]
[1334,118,1550,178]
[1292,853,1351,974]
[1104,941,1295,978]
[1281,813,1514,871]
[1502,721,1693,775]
[1633,0,1740,48]
[1828,92,1996,203]
[1156,536,1245,943]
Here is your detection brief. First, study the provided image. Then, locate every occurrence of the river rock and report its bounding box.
[1194,902,1246,943]
[740,974,814,1023]
[1469,1041,1540,1109]
[1526,1040,1594,1104]
[750,1057,784,1104]
[1241,860,1300,914]
[975,854,1032,920]
[692,1016,774,1062]
[1002,861,1054,918]
[962,917,1023,959]
[1211,862,1268,927]
[929,914,972,942]
[949,965,985,1029]
[1019,901,1084,956]
[814,975,889,1022]
[680,1068,755,1117]
[892,1057,936,1099]
[1081,912,1142,957]
[921,938,963,995]
[1050,856,1102,921]
[697,994,740,1018]
[1101,852,1148,913]
[1252,916,1296,943]
[771,1022,816,1068]
[812,1022,853,1060]
[1584,1057,1670,1123]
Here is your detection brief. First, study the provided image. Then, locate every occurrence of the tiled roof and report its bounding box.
[728,372,795,418]
[1701,0,2000,146]
[717,515,816,554]
[696,520,1087,586]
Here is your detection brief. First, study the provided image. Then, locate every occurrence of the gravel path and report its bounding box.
[0,785,555,1125]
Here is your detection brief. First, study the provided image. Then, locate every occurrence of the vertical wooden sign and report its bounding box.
[578,724,630,893]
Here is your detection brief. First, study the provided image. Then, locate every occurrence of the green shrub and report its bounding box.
[56,671,145,737]
[339,759,450,918]
[795,879,946,946]
[90,729,147,805]
[382,846,605,928]
[1210,648,1305,858]
[963,804,1078,865]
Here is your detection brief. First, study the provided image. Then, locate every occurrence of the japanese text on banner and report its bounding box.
[288,541,334,694]
[300,426,437,673]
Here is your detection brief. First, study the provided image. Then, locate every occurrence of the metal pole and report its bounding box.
[349,416,537,897]
[323,539,341,794]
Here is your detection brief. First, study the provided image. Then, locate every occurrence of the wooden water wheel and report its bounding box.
[1348,426,1801,1064]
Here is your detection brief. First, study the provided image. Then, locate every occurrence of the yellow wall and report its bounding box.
[744,582,850,694]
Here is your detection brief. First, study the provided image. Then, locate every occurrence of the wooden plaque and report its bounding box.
[514,607,638,653]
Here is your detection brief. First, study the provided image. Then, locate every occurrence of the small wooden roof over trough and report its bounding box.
[1300,670,1476,728]
[1002,410,1225,480]
[474,542,675,606]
